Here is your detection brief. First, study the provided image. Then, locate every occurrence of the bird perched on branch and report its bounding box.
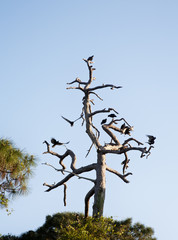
[87,55,94,62]
[51,138,69,148]
[124,127,131,136]
[146,135,156,145]
[121,123,126,130]
[120,123,133,136]
[101,119,107,125]
[108,113,117,118]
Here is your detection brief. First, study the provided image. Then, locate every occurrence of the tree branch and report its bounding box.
[122,138,143,146]
[121,152,130,174]
[83,59,94,89]
[63,183,67,206]
[43,163,97,192]
[43,141,76,171]
[106,165,132,183]
[67,77,88,85]
[85,186,95,218]
[102,124,121,145]
[99,145,150,158]
[89,92,103,101]
[87,84,122,92]
[66,86,85,92]
[88,108,118,118]
[42,162,96,183]
[114,118,132,128]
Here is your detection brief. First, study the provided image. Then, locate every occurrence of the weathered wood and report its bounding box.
[92,153,106,217]
[43,56,154,218]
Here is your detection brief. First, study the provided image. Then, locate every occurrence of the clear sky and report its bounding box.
[0,1,178,239]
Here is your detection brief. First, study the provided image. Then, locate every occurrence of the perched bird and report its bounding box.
[121,123,126,130]
[87,55,94,61]
[51,138,69,148]
[101,119,107,125]
[146,135,156,145]
[124,127,131,136]
[61,116,75,127]
[108,113,117,118]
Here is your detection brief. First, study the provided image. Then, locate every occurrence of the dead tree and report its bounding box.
[43,56,154,218]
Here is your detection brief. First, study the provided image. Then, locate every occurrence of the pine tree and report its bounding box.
[0,138,36,210]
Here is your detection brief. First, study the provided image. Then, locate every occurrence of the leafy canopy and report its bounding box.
[1,212,156,240]
[0,138,36,209]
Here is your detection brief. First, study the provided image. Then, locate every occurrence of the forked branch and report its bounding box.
[106,165,132,183]
[43,163,97,192]
[87,84,122,92]
[43,141,76,170]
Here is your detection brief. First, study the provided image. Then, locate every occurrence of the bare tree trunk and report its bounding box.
[43,56,154,219]
[92,152,106,217]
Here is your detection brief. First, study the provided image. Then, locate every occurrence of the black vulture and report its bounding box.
[108,113,117,118]
[87,55,94,61]
[51,138,69,148]
[124,127,131,135]
[101,119,107,125]
[121,123,126,130]
[146,135,156,145]
[62,116,74,127]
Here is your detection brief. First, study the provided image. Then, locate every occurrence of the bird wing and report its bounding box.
[62,116,73,124]
[121,123,126,129]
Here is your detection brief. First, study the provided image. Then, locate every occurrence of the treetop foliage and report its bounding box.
[1,212,156,240]
[0,138,36,209]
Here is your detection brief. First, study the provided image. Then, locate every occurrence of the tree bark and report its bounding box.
[92,152,106,217]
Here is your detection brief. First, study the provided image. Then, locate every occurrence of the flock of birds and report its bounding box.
[101,113,133,136]
[48,112,156,148]
[50,135,156,149]
[49,55,156,148]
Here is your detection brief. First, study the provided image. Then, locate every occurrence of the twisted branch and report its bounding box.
[85,186,95,218]
[43,163,97,192]
[102,124,121,145]
[123,138,143,146]
[122,152,130,174]
[106,165,132,183]
[43,141,76,171]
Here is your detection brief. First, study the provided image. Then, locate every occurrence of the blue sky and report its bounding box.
[0,1,178,239]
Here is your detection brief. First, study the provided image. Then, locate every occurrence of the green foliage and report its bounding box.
[0,138,37,209]
[1,212,157,240]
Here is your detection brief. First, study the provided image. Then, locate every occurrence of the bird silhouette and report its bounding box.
[146,135,156,145]
[101,119,107,125]
[121,123,126,130]
[108,113,117,118]
[61,116,75,127]
[62,115,82,127]
[51,138,69,148]
[124,127,131,136]
[87,55,94,61]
